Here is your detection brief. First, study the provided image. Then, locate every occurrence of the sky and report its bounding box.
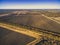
[0,0,60,9]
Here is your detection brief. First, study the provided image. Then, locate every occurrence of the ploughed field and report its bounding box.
[0,13,60,33]
[0,27,35,45]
